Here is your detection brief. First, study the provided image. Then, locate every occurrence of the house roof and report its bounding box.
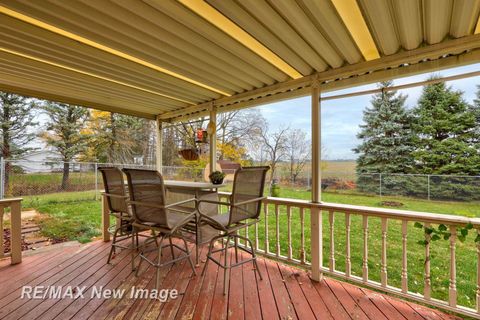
[1,1,480,120]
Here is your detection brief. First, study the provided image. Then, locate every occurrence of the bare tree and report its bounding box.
[285,128,310,184]
[260,125,289,183]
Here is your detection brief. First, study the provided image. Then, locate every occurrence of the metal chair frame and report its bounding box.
[197,166,269,294]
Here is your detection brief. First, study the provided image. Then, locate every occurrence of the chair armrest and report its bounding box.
[232,197,266,207]
[164,197,196,209]
[127,200,166,209]
[103,192,128,200]
[127,199,197,215]
[197,199,232,217]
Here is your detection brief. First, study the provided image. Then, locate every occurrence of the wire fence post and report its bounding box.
[94,162,98,201]
[427,175,431,201]
[0,157,4,199]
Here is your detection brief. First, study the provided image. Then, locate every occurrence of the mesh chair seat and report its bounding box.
[134,210,194,233]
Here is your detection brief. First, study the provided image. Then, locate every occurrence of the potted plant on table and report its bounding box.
[209,171,226,185]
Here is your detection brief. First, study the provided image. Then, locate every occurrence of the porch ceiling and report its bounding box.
[1,0,480,120]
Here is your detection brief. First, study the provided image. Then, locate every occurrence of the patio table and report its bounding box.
[164,180,227,265]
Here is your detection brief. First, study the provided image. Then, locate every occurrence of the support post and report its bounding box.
[10,200,22,264]
[209,105,217,175]
[311,79,322,281]
[156,116,163,174]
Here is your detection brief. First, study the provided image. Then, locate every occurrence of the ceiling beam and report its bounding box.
[160,33,480,121]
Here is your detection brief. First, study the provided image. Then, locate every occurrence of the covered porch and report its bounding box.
[1,0,480,318]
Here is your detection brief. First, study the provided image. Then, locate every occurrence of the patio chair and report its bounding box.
[99,167,137,264]
[122,168,197,289]
[198,166,269,295]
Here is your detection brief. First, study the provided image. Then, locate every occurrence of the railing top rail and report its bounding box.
[218,191,480,226]
[0,198,22,204]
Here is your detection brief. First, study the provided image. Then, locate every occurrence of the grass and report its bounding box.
[21,187,480,309]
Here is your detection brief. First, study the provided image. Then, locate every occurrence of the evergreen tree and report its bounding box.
[412,79,480,175]
[354,81,414,175]
[0,92,39,191]
[41,102,89,190]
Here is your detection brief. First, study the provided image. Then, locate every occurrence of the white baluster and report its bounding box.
[329,210,335,271]
[362,215,369,282]
[381,218,388,287]
[275,204,280,257]
[401,220,408,293]
[287,206,292,260]
[449,225,457,307]
[424,223,431,300]
[300,207,306,264]
[345,213,351,277]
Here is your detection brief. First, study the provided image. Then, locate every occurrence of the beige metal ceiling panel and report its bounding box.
[235,0,329,72]
[391,0,423,50]
[450,0,480,38]
[267,0,344,68]
[358,0,400,55]
[300,0,362,64]
[0,73,159,118]
[144,0,290,83]
[1,0,236,95]
[0,24,212,104]
[0,63,170,109]
[33,0,243,93]
[0,51,183,110]
[423,0,453,44]
[203,0,315,75]
[113,0,275,87]
[72,0,262,91]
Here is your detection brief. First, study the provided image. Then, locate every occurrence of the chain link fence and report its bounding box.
[0,159,205,202]
[1,158,479,203]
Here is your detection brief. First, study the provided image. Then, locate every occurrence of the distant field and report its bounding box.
[277,160,357,180]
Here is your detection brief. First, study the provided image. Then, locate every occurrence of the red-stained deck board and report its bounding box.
[256,255,280,320]
[0,239,466,320]
[228,249,245,320]
[295,269,334,320]
[340,281,389,320]
[0,241,109,319]
[278,264,316,320]
[265,256,297,320]
[174,246,209,320]
[242,251,262,320]
[210,249,232,320]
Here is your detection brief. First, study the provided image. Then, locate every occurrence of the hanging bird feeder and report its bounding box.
[178,127,209,161]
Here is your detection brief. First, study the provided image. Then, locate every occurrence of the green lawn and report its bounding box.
[24,187,480,308]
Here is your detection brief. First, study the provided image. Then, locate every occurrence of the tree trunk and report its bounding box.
[62,161,70,190]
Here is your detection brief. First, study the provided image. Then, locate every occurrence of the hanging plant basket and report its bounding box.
[179,148,199,161]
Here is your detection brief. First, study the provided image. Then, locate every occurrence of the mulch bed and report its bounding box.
[2,229,30,254]
[378,201,404,207]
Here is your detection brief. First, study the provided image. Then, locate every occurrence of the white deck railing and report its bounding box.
[219,192,480,319]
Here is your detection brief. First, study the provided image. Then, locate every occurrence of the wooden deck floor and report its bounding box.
[0,239,461,320]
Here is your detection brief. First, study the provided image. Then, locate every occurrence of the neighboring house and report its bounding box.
[14,149,62,173]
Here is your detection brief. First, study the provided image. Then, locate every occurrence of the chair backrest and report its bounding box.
[99,167,128,214]
[229,166,270,225]
[122,168,169,228]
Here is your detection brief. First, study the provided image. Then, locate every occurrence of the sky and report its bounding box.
[252,63,480,160]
